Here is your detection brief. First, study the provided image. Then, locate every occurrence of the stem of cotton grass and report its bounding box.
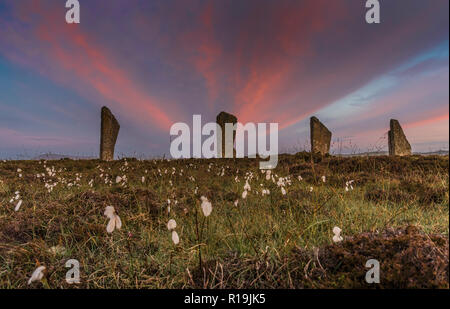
[194,208,203,271]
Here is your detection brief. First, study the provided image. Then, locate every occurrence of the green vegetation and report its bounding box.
[0,153,448,288]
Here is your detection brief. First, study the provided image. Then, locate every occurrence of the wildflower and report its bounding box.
[172,231,180,245]
[28,266,46,285]
[309,186,313,192]
[200,196,212,217]
[265,170,272,181]
[321,176,326,183]
[332,226,343,243]
[167,219,177,231]
[115,176,122,183]
[281,187,287,196]
[141,176,145,183]
[298,176,303,181]
[104,206,122,233]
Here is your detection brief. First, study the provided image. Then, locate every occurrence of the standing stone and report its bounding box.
[388,119,411,156]
[100,106,120,161]
[216,111,237,158]
[310,116,332,155]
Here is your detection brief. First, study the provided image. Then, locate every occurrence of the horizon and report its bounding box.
[2,147,449,162]
[0,0,449,159]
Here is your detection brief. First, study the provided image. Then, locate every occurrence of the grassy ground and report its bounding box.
[0,153,448,289]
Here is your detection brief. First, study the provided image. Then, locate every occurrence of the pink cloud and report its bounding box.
[0,1,179,131]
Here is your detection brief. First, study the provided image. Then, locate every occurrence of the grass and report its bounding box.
[0,153,448,288]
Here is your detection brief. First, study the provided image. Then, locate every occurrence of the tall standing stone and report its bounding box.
[100,106,120,161]
[388,119,411,156]
[310,116,332,155]
[216,111,237,158]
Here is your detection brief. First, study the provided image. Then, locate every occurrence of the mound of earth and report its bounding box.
[301,226,449,288]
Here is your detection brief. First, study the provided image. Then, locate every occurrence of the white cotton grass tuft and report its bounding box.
[27,266,46,285]
[321,176,326,183]
[104,206,122,233]
[345,180,355,192]
[14,199,23,212]
[242,190,248,199]
[243,181,251,191]
[200,196,212,217]
[332,226,343,243]
[167,219,177,231]
[171,230,180,245]
[48,245,66,256]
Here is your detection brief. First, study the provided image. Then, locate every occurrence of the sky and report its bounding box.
[0,0,448,159]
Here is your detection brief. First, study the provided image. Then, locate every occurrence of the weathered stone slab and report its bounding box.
[388,119,411,156]
[216,111,237,158]
[100,106,120,161]
[310,116,332,155]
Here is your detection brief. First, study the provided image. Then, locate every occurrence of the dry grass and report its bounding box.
[0,154,448,288]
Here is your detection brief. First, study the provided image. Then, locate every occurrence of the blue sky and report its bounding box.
[0,0,448,158]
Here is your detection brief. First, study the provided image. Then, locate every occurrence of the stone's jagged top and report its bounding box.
[310,116,332,155]
[216,111,237,124]
[388,119,412,156]
[100,106,120,161]
[216,111,238,158]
